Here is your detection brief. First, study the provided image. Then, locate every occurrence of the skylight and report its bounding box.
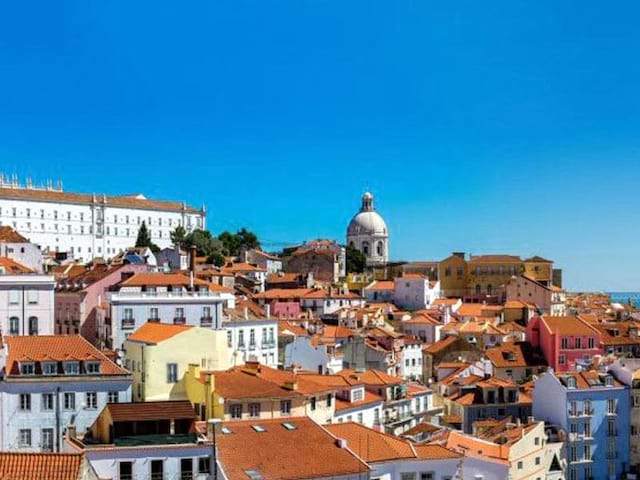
[245,470,262,480]
[282,422,296,430]
[221,427,233,435]
[251,425,266,432]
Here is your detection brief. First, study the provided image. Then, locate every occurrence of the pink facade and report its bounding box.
[271,301,302,319]
[56,264,147,346]
[526,315,603,372]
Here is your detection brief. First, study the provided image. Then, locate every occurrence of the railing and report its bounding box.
[173,317,186,325]
[121,319,135,329]
[248,342,256,350]
[200,316,213,327]
[148,317,160,323]
[262,340,276,348]
[238,342,246,351]
[111,290,221,299]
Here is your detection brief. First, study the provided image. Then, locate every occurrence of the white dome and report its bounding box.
[348,210,387,236]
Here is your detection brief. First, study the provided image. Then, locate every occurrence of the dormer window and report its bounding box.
[42,362,57,375]
[64,361,80,375]
[566,377,577,389]
[20,362,35,375]
[85,361,100,374]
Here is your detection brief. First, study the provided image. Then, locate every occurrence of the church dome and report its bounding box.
[347,192,388,237]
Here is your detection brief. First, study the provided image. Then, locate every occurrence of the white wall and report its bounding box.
[284,336,343,374]
[224,320,279,368]
[0,275,55,336]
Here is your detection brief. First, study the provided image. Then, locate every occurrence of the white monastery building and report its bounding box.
[0,174,206,262]
[346,192,389,266]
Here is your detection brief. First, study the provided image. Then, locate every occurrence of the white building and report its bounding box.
[0,264,55,336]
[223,315,278,368]
[399,340,424,381]
[0,175,205,262]
[0,226,44,272]
[347,192,389,267]
[284,335,344,374]
[301,289,365,317]
[393,275,441,311]
[109,272,235,351]
[0,335,132,453]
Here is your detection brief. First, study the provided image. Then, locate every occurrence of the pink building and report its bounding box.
[55,264,147,347]
[526,315,603,372]
[506,275,566,316]
[253,288,312,319]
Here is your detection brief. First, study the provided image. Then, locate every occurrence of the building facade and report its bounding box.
[0,176,205,262]
[0,270,55,336]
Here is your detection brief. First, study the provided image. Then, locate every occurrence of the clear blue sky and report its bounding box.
[1,2,639,291]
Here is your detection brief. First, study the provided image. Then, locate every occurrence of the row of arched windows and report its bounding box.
[8,316,39,336]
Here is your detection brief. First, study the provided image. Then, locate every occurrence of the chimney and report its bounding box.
[245,360,260,373]
[190,246,197,272]
[207,418,222,442]
[67,425,77,440]
[244,307,249,320]
[283,380,298,391]
[265,304,271,319]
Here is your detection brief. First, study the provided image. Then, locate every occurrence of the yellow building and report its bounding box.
[184,361,335,424]
[124,322,232,402]
[438,253,468,297]
[523,256,554,285]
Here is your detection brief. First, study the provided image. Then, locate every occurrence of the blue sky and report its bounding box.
[1,2,639,291]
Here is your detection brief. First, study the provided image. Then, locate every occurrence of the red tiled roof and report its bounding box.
[0,186,201,213]
[126,322,193,344]
[0,226,28,243]
[107,401,195,422]
[334,391,384,412]
[365,280,395,291]
[218,417,369,480]
[0,257,33,273]
[0,452,88,480]
[120,272,232,292]
[5,336,128,376]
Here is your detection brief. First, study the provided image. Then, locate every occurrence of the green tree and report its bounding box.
[346,243,366,274]
[219,228,261,256]
[135,222,160,253]
[170,225,187,247]
[186,229,225,259]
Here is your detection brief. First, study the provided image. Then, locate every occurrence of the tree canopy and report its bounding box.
[219,228,260,256]
[346,243,366,274]
[135,222,160,253]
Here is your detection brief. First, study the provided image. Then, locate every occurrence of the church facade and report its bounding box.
[346,192,389,266]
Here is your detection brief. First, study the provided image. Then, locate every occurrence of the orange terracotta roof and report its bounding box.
[304,289,362,300]
[485,342,546,369]
[278,321,308,337]
[445,431,510,463]
[0,257,33,273]
[0,226,28,243]
[267,272,302,284]
[326,422,415,462]
[0,452,88,480]
[126,322,193,344]
[322,325,356,338]
[557,370,624,389]
[432,298,461,306]
[504,300,529,309]
[365,280,395,291]
[399,273,426,280]
[5,336,128,376]
[254,288,313,300]
[403,313,442,325]
[218,417,369,480]
[414,444,462,460]
[337,368,403,386]
[457,303,503,318]
[423,335,459,354]
[120,272,232,292]
[540,315,601,336]
[222,262,267,273]
[335,391,384,412]
[0,186,200,213]
[108,401,195,422]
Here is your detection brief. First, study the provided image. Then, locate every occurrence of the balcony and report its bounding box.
[238,342,246,351]
[261,340,276,348]
[200,316,213,327]
[148,317,160,323]
[121,318,135,329]
[173,317,186,325]
[248,342,257,351]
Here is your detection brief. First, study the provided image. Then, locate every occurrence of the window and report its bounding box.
[20,393,31,411]
[588,337,595,349]
[42,428,54,452]
[118,461,134,480]
[64,362,80,375]
[230,404,242,419]
[108,391,120,403]
[175,307,185,319]
[238,330,245,347]
[249,403,260,418]
[561,337,569,349]
[310,397,317,411]
[559,354,566,365]
[85,392,97,409]
[357,412,363,423]
[9,290,20,305]
[20,362,35,375]
[180,458,193,480]
[280,400,291,415]
[27,290,38,305]
[151,460,164,480]
[43,362,57,375]
[420,473,435,480]
[64,393,75,410]
[608,398,617,414]
[569,446,577,462]
[608,418,616,436]
[85,361,100,374]
[198,457,211,475]
[167,363,178,383]
[326,394,332,407]
[227,330,233,347]
[352,388,364,402]
[19,429,31,447]
[517,461,523,470]
[401,474,416,480]
[28,316,38,335]
[575,337,581,349]
[124,308,133,320]
[584,444,591,461]
[9,316,19,335]
[42,393,54,411]
[249,328,256,347]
